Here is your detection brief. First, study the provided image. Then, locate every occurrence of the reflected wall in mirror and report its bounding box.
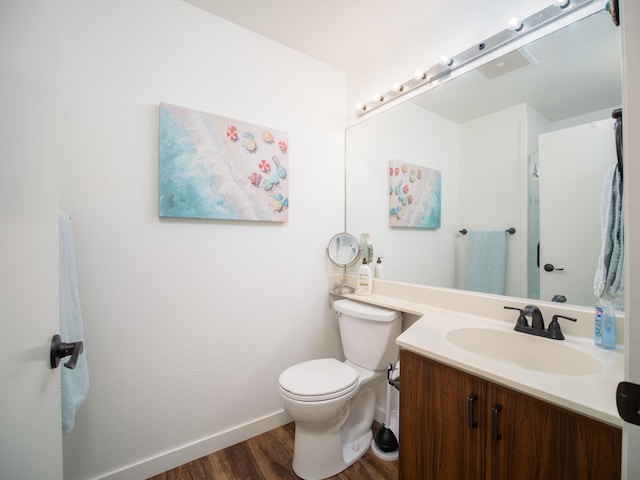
[345,9,621,309]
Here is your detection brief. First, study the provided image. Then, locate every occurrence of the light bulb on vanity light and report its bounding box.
[439,55,453,67]
[414,69,426,80]
[508,17,523,31]
[372,93,384,102]
[355,102,366,112]
[552,0,570,7]
[391,82,404,93]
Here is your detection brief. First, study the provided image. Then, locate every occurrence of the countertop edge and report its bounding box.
[396,338,623,429]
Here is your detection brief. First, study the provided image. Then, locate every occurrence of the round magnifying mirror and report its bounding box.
[327,232,361,267]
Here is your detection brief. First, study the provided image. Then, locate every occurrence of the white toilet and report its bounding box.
[278,299,402,480]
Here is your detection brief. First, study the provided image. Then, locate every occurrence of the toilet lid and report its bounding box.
[279,358,358,401]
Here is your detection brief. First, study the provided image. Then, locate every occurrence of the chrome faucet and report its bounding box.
[504,305,577,340]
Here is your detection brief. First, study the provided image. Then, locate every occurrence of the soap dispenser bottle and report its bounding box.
[374,257,384,279]
[595,299,616,350]
[357,258,373,296]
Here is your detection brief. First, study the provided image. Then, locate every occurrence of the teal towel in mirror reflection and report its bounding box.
[466,230,507,295]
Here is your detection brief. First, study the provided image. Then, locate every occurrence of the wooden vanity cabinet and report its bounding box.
[399,349,622,480]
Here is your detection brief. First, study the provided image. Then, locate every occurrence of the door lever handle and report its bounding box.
[50,334,84,369]
[544,263,564,272]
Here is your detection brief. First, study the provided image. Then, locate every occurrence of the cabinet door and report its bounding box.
[399,351,485,480]
[487,383,621,480]
[487,383,560,480]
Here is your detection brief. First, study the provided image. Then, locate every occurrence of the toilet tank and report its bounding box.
[334,299,402,371]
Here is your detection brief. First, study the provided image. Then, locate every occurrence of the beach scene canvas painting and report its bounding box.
[159,102,289,222]
[389,160,441,228]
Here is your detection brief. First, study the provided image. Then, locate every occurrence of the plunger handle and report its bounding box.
[385,363,393,425]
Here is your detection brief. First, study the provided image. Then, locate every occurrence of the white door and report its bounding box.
[538,119,616,306]
[0,2,64,478]
[621,1,640,477]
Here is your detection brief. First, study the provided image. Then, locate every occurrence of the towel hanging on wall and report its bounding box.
[594,163,624,302]
[59,211,89,434]
[465,229,508,295]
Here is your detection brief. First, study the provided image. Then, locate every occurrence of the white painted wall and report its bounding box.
[346,101,459,287]
[47,1,347,478]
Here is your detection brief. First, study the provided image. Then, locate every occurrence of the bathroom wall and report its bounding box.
[54,0,347,478]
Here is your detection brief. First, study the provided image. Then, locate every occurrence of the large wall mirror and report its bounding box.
[345,7,621,309]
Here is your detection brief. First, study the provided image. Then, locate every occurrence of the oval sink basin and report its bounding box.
[446,328,602,375]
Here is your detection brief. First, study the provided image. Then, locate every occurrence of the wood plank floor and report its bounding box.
[148,422,398,480]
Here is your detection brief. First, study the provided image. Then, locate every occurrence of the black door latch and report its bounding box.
[617,381,640,426]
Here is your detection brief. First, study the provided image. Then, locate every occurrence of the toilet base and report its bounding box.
[291,387,376,480]
[292,427,372,480]
[343,429,373,464]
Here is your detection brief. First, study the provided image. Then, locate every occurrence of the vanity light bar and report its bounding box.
[356,0,594,117]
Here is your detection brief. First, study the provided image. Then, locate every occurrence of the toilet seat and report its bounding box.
[279,358,358,402]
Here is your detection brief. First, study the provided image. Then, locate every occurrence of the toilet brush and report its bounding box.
[372,363,398,459]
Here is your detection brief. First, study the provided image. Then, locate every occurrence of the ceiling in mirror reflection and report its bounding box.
[410,12,621,124]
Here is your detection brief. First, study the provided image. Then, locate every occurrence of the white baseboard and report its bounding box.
[98,410,291,480]
[374,405,386,424]
[98,403,390,479]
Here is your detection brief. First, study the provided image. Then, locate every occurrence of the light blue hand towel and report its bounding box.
[59,211,89,434]
[594,164,624,302]
[466,230,507,295]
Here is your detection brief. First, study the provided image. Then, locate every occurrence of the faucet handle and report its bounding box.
[547,314,577,340]
[504,306,528,328]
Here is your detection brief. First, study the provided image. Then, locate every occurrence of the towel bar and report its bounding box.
[459,228,516,235]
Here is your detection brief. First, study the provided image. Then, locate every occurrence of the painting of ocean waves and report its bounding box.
[159,102,289,222]
[389,160,441,228]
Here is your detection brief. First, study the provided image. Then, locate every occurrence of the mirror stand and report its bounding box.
[332,267,354,294]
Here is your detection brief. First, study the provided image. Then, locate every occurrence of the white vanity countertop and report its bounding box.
[338,291,624,428]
